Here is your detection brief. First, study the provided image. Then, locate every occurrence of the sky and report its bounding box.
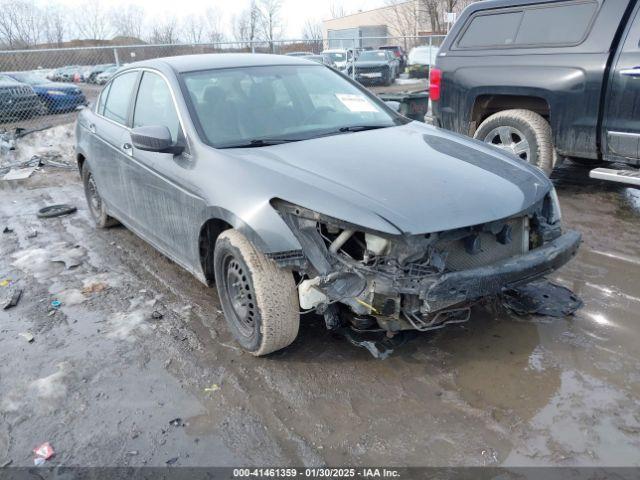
[52,0,389,38]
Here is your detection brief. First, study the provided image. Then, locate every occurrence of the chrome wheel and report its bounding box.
[483,126,531,161]
[222,254,256,338]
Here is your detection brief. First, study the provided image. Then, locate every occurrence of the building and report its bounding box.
[322,1,467,49]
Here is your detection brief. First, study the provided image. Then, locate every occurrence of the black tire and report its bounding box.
[474,109,555,175]
[81,163,118,228]
[37,204,77,218]
[214,229,299,356]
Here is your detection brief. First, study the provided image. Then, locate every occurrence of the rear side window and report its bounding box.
[457,1,598,49]
[103,71,138,125]
[458,12,522,47]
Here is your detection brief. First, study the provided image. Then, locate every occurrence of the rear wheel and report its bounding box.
[81,163,118,228]
[474,109,555,175]
[214,229,299,356]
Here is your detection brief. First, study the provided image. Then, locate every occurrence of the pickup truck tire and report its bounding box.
[81,164,119,228]
[474,109,555,175]
[214,229,300,356]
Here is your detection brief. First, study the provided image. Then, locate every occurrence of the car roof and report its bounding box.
[464,0,578,12]
[123,53,316,73]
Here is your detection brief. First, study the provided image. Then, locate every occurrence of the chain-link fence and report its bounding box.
[0,35,445,137]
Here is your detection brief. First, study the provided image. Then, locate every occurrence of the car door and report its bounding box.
[121,70,198,266]
[603,2,640,164]
[88,70,139,219]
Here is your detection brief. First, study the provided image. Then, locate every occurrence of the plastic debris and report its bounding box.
[204,383,220,393]
[26,230,38,239]
[2,226,13,233]
[33,442,54,465]
[502,279,583,317]
[3,289,22,310]
[1,459,12,468]
[0,280,9,287]
[151,311,163,320]
[19,332,34,343]
[166,457,179,465]
[169,418,184,427]
[51,300,62,309]
[3,166,37,181]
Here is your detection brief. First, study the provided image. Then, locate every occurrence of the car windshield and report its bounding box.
[182,65,402,148]
[326,52,346,62]
[359,51,387,61]
[8,73,47,85]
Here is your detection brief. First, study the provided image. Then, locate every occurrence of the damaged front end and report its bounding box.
[270,194,581,344]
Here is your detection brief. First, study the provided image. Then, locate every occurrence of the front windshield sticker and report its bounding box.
[335,93,379,113]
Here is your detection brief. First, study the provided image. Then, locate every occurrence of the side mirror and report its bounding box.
[384,100,401,112]
[131,125,184,155]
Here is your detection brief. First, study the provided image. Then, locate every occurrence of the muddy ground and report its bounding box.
[1,126,639,468]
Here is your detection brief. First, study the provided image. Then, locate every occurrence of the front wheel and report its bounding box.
[474,109,555,175]
[214,229,299,356]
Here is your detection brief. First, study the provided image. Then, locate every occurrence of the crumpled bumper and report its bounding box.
[420,230,582,312]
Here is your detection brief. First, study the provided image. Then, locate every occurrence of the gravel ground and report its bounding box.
[1,120,639,468]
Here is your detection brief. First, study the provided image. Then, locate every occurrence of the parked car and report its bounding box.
[300,54,337,68]
[75,53,579,356]
[49,66,79,82]
[84,64,115,84]
[3,71,87,113]
[432,0,640,183]
[354,50,398,86]
[379,45,407,72]
[322,48,355,72]
[0,76,44,120]
[406,45,438,78]
[95,66,119,85]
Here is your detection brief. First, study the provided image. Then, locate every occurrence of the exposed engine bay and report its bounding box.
[270,195,581,356]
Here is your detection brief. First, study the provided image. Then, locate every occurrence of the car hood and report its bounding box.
[226,123,551,235]
[355,61,389,68]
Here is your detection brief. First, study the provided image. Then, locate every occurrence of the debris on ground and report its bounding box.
[50,300,62,309]
[166,457,179,465]
[50,245,84,269]
[0,279,9,287]
[151,310,163,320]
[169,418,184,427]
[0,459,12,468]
[82,282,108,295]
[2,166,38,181]
[126,450,139,456]
[33,442,55,465]
[502,279,583,317]
[37,204,77,219]
[26,230,38,239]
[19,332,35,343]
[3,288,22,309]
[338,328,417,359]
[2,226,13,233]
[204,383,220,393]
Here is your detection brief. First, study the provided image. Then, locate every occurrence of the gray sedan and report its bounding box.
[75,54,580,356]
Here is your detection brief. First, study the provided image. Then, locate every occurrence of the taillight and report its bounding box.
[429,67,442,102]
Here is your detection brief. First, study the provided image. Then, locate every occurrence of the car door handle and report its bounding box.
[121,142,133,156]
[620,67,640,77]
[88,123,96,133]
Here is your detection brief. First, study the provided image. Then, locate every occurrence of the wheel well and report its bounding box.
[199,218,233,284]
[77,153,85,175]
[471,95,550,135]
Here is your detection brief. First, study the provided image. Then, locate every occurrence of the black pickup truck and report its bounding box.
[431,0,640,185]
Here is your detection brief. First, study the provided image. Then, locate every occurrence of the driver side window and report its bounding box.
[133,71,180,142]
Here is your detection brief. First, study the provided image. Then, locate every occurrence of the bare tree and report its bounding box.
[149,18,180,44]
[383,0,418,48]
[257,0,283,53]
[302,19,323,52]
[42,4,67,46]
[417,0,475,34]
[110,5,145,40]
[329,1,347,19]
[203,8,225,44]
[72,0,112,40]
[182,14,205,44]
[0,0,44,48]
[233,0,260,48]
